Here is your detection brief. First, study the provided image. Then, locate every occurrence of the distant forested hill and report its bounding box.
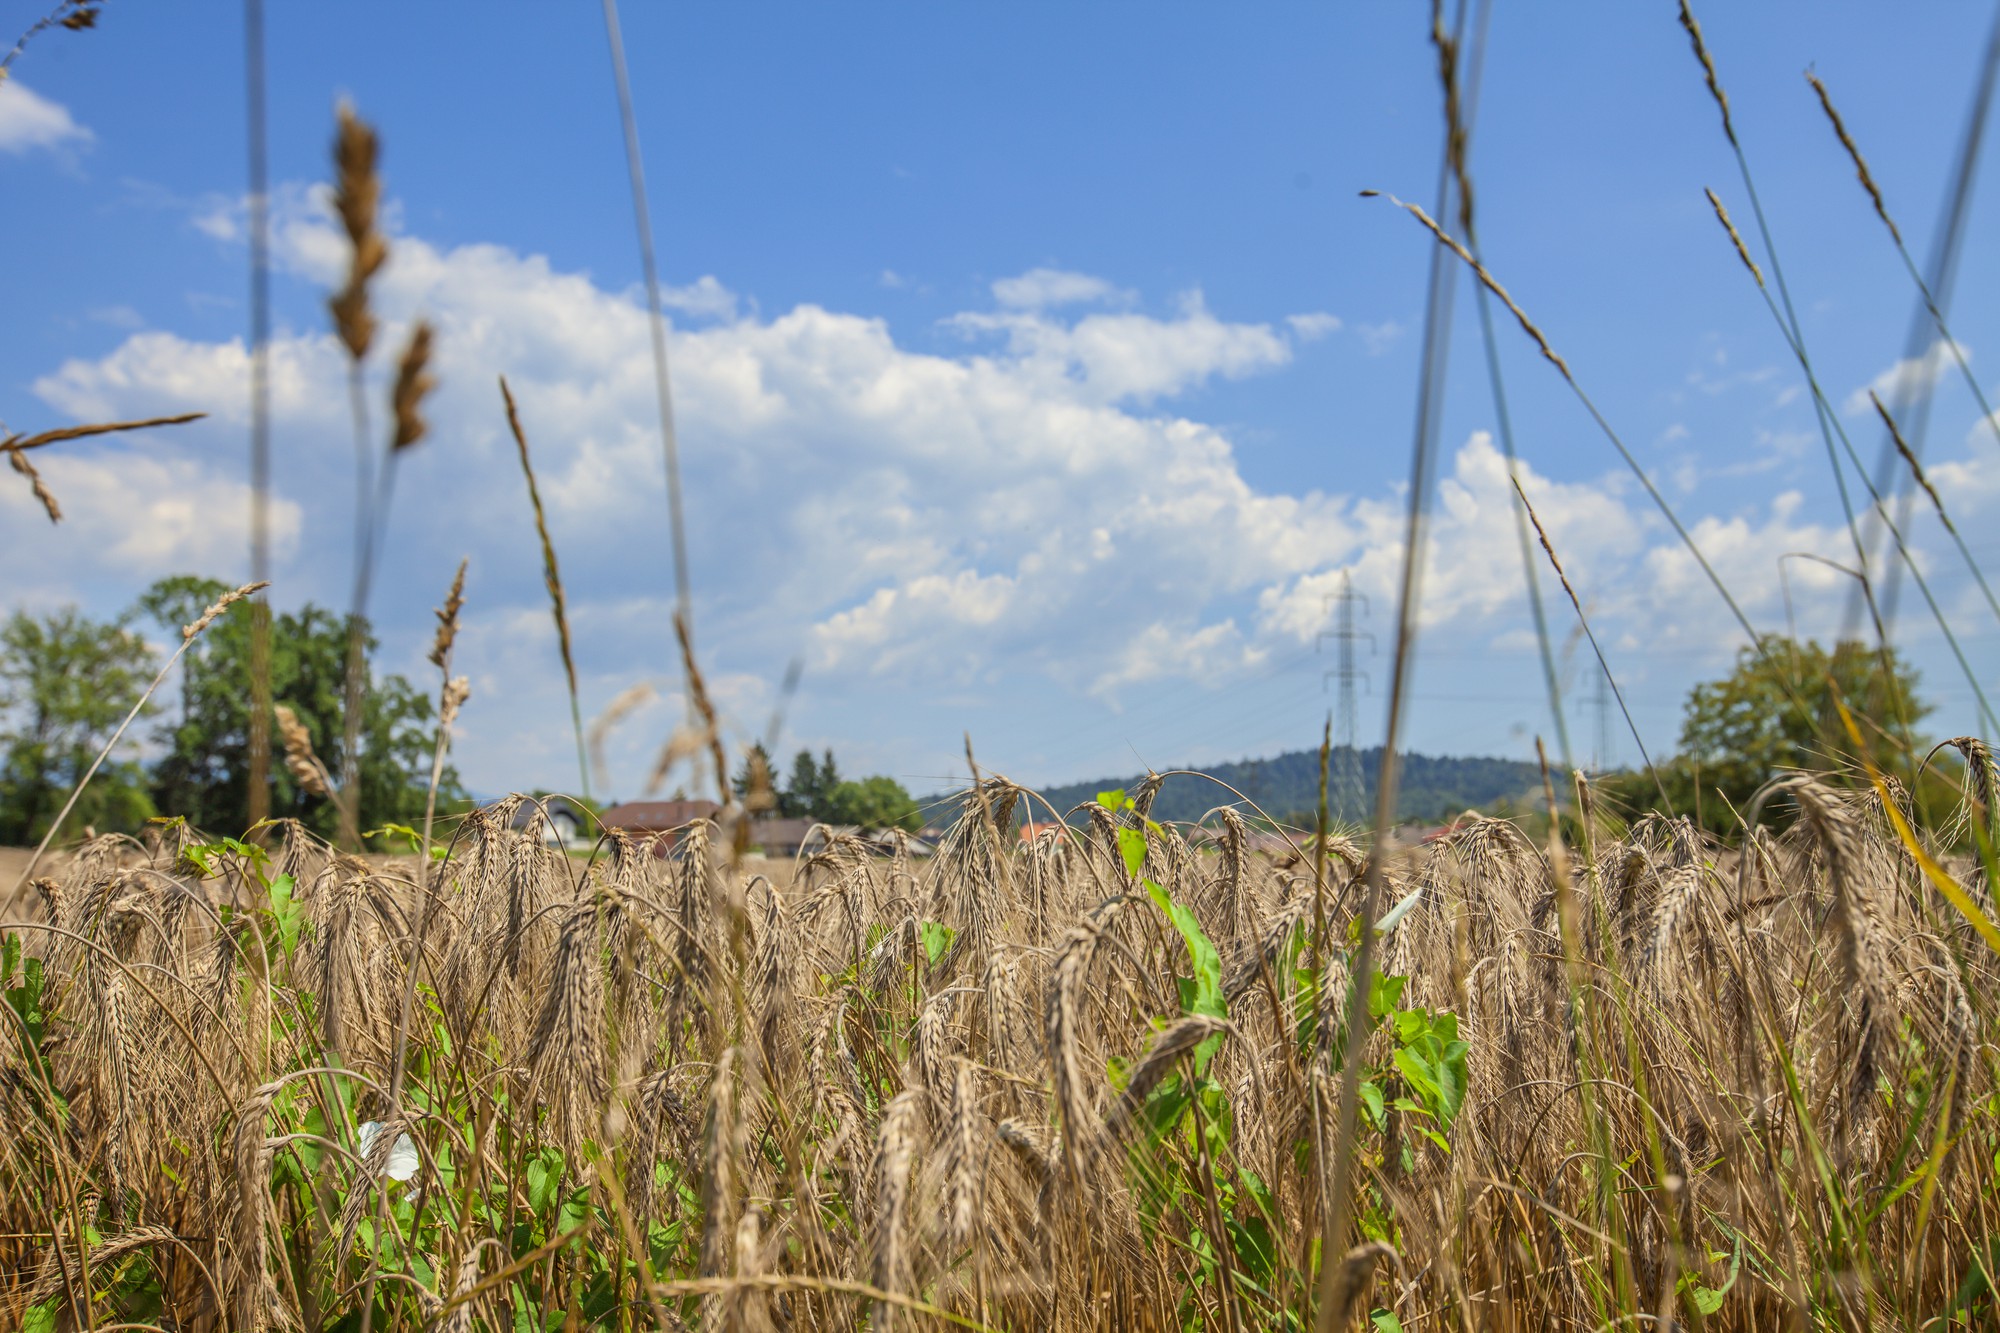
[986,746,1544,828]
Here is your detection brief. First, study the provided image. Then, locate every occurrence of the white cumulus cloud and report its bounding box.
[1845,338,1970,415]
[0,80,92,156]
[10,192,1961,793]
[990,267,1125,310]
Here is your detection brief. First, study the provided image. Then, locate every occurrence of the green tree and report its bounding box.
[783,747,840,820]
[0,607,158,843]
[1604,635,1932,836]
[825,774,923,833]
[133,575,462,840]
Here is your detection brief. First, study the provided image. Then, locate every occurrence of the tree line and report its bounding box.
[0,592,1963,847]
[0,575,458,845]
[730,744,924,833]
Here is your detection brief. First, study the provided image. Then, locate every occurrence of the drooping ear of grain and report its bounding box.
[869,1088,921,1330]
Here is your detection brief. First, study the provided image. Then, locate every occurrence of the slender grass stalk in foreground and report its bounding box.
[601,0,695,641]
[3,413,206,524]
[1318,9,1472,1323]
[0,0,99,76]
[1807,67,2000,466]
[1678,0,1876,620]
[501,377,591,803]
[1440,0,1574,776]
[1511,478,1667,805]
[1873,390,2000,628]
[329,101,387,851]
[1700,185,1994,746]
[244,0,273,828]
[1801,20,2000,632]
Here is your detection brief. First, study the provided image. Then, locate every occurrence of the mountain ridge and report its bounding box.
[942,745,1547,828]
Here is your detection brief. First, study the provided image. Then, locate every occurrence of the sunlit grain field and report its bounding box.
[9,0,2000,1327]
[3,764,1998,1329]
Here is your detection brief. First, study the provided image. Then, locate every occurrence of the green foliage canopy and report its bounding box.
[133,575,462,840]
[0,607,157,843]
[1606,635,1934,836]
[824,773,923,832]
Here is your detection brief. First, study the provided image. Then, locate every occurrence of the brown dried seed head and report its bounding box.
[430,557,468,668]
[1377,192,1571,382]
[184,580,270,641]
[1704,188,1764,287]
[869,1089,921,1329]
[1807,69,1900,244]
[390,320,436,450]
[329,102,387,361]
[1677,0,1738,148]
[1872,391,1955,533]
[7,446,61,523]
[501,377,579,700]
[440,676,471,728]
[275,704,332,799]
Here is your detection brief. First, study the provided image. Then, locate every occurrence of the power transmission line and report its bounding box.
[1318,570,1373,821]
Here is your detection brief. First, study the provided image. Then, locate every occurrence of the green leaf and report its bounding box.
[1435,1039,1470,1124]
[366,822,424,855]
[22,1301,58,1333]
[1117,826,1148,880]
[10,955,47,1046]
[919,920,956,968]
[1392,1047,1440,1103]
[1370,1311,1406,1333]
[1227,1215,1277,1283]
[1,931,18,987]
[1142,874,1228,1073]
[1095,788,1130,812]
[527,1147,566,1214]
[1359,1079,1386,1129]
[266,873,303,958]
[1368,972,1407,1020]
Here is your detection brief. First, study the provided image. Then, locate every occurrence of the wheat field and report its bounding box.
[8,1,2000,1328]
[3,758,1996,1330]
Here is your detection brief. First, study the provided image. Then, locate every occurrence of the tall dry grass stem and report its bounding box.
[501,376,591,801]
[244,0,274,826]
[3,413,206,524]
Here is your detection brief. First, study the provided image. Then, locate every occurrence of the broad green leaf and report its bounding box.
[1095,788,1130,811]
[920,920,956,967]
[1227,1215,1277,1282]
[267,873,302,958]
[1117,826,1148,880]
[1143,874,1227,1072]
[1359,1079,1386,1129]
[1142,880,1223,1022]
[1369,972,1407,1020]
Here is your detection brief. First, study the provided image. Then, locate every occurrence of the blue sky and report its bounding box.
[4,1,1998,803]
